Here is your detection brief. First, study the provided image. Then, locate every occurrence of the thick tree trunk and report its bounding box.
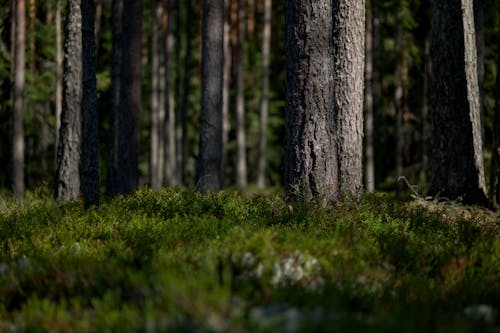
[491,20,500,210]
[114,0,142,195]
[256,0,271,189]
[56,0,82,202]
[235,0,247,189]
[150,0,161,189]
[333,1,365,196]
[81,0,99,207]
[163,0,178,187]
[12,0,26,199]
[284,0,338,201]
[107,0,122,194]
[364,0,374,192]
[430,0,487,205]
[473,0,484,140]
[196,0,224,192]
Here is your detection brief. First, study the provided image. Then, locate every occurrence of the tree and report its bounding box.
[430,0,487,205]
[55,0,63,160]
[196,0,224,192]
[256,0,271,189]
[491,12,500,209]
[235,0,247,189]
[12,0,26,199]
[109,0,142,195]
[56,0,82,202]
[150,0,161,189]
[81,0,99,207]
[364,0,375,192]
[284,0,365,202]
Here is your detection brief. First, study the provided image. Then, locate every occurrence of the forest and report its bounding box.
[0,0,499,331]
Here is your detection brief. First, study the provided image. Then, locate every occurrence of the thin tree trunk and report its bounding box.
[256,0,271,189]
[394,13,404,194]
[81,0,99,207]
[107,0,122,194]
[55,0,62,161]
[56,0,82,202]
[174,0,183,184]
[364,0,374,192]
[150,0,161,189]
[235,0,247,189]
[12,0,26,199]
[421,10,431,186]
[28,0,35,74]
[114,0,142,195]
[94,0,102,56]
[491,15,500,209]
[196,0,224,192]
[430,0,487,205]
[222,0,231,180]
[333,1,365,196]
[163,0,178,187]
[474,0,484,140]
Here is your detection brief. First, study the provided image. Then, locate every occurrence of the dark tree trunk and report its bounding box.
[256,0,271,189]
[107,0,122,194]
[235,0,247,189]
[333,1,365,196]
[56,0,82,202]
[81,0,99,207]
[364,0,374,192]
[150,0,161,189]
[491,17,500,210]
[12,0,26,199]
[196,0,224,192]
[55,0,63,162]
[284,0,338,201]
[430,0,487,205]
[111,0,142,195]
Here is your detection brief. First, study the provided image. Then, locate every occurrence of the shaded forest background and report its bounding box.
[0,0,499,196]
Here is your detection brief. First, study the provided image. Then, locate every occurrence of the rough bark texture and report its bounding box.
[163,0,178,187]
[284,0,338,201]
[491,23,500,210]
[81,0,99,207]
[12,0,26,199]
[333,1,365,196]
[196,0,224,192]
[257,0,271,189]
[56,0,82,202]
[107,0,122,195]
[430,0,487,205]
[114,0,142,195]
[150,0,161,189]
[473,0,484,140]
[364,0,374,192]
[235,0,247,189]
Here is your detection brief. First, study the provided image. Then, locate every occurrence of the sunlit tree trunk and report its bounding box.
[235,0,247,189]
[222,0,231,180]
[256,0,271,189]
[196,0,224,192]
[430,0,487,205]
[12,0,26,199]
[56,0,82,202]
[81,0,99,207]
[474,0,484,140]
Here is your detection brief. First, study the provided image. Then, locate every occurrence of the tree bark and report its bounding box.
[235,0,247,189]
[491,15,500,210]
[163,0,178,187]
[114,0,142,195]
[333,1,365,196]
[107,0,122,195]
[364,0,374,192]
[222,0,231,181]
[430,0,487,205]
[12,0,26,199]
[150,0,161,189]
[55,0,63,162]
[196,0,224,192]
[394,11,404,194]
[256,0,271,189]
[81,0,99,207]
[56,0,82,202]
[473,0,484,140]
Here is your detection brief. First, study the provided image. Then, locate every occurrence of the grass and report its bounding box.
[0,188,498,332]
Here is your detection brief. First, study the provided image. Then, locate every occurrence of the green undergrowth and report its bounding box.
[0,189,499,332]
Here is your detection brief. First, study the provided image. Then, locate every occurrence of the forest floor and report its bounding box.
[0,188,499,332]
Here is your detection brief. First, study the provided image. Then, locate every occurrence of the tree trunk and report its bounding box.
[333,1,365,197]
[150,0,161,189]
[491,17,500,210]
[394,12,404,194]
[81,0,99,207]
[256,0,271,189]
[364,0,374,192]
[474,0,484,140]
[12,0,26,199]
[94,0,102,56]
[163,0,178,187]
[55,0,63,162]
[235,0,247,189]
[107,0,122,194]
[284,0,338,201]
[430,0,487,205]
[222,0,231,181]
[196,0,224,192]
[114,0,142,195]
[56,0,82,202]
